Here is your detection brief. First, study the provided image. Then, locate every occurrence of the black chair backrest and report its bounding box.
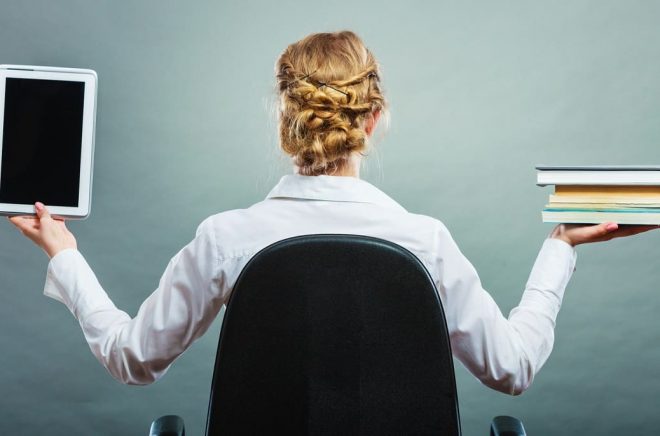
[205,235,461,435]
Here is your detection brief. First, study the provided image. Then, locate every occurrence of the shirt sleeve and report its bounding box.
[42,218,226,385]
[432,222,577,395]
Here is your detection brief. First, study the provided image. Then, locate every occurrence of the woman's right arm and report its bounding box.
[40,217,227,385]
[9,203,242,385]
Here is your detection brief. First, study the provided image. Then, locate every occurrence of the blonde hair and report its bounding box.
[276,31,386,176]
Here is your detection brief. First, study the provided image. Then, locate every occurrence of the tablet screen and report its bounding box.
[0,77,84,206]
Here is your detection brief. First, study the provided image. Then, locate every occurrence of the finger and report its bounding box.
[12,218,40,240]
[8,215,22,227]
[9,215,37,223]
[8,215,40,232]
[574,222,618,243]
[35,202,52,221]
[621,225,659,232]
[608,225,659,238]
[592,225,656,243]
[20,223,41,239]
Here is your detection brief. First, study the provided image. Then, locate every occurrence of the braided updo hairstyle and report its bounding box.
[276,31,386,175]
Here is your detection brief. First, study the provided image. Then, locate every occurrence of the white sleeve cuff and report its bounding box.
[525,237,577,305]
[43,248,116,320]
[44,248,82,305]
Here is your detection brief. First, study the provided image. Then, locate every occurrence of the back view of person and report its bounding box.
[9,31,656,395]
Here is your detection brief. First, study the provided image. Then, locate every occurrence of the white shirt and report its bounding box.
[44,174,577,395]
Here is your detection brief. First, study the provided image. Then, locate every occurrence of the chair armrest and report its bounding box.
[149,415,185,436]
[490,415,526,436]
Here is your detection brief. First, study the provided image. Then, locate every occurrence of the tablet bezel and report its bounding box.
[0,65,97,219]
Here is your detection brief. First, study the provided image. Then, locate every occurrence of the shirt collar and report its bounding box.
[266,174,406,212]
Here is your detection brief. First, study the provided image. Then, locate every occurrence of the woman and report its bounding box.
[8,31,656,394]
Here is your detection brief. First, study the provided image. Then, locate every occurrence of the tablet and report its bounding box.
[0,65,97,219]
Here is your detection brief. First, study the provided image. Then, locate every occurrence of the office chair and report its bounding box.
[149,235,526,436]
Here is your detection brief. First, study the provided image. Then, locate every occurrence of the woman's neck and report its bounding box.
[294,153,362,178]
[331,161,360,177]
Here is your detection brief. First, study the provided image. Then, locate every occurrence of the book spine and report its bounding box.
[542,210,660,225]
[537,171,660,186]
[546,202,660,208]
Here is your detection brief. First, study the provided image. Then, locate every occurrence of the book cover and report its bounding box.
[536,166,660,186]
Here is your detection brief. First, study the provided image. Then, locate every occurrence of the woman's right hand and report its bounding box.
[550,222,659,247]
[7,202,77,258]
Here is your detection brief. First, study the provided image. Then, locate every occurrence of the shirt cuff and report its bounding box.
[44,248,81,305]
[525,237,577,304]
[43,248,113,320]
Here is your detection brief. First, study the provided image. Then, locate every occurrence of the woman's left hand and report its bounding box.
[550,222,659,246]
[7,202,77,258]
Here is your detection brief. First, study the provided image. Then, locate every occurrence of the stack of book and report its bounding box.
[537,165,660,225]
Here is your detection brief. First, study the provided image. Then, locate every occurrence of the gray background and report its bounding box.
[1,1,659,434]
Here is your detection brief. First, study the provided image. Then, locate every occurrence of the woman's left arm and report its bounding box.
[8,202,226,385]
[433,219,657,395]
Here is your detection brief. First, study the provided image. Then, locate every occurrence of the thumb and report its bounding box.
[580,222,618,241]
[35,202,52,221]
[602,222,619,233]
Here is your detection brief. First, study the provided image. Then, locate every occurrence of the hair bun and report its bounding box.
[276,31,385,175]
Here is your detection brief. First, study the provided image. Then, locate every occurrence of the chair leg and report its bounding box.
[149,415,185,436]
[490,415,526,436]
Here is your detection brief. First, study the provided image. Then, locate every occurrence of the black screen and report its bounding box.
[0,77,84,206]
